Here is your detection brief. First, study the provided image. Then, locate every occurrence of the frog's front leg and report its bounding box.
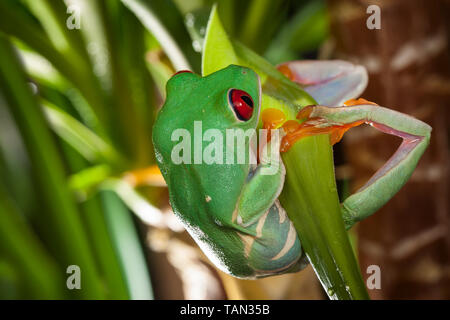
[287,100,431,229]
[234,129,286,227]
[231,132,304,277]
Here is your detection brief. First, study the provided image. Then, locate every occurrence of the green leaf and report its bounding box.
[239,0,283,52]
[202,5,369,300]
[42,102,124,167]
[68,164,112,192]
[0,36,105,299]
[265,0,329,64]
[59,137,130,299]
[203,6,315,120]
[0,0,109,132]
[145,53,173,99]
[121,0,196,71]
[0,185,64,299]
[100,187,154,300]
[104,179,166,228]
[280,137,369,299]
[79,194,130,299]
[202,5,239,76]
[95,2,156,166]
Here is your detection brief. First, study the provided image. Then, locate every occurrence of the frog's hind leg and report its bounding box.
[242,201,305,277]
[285,102,431,229]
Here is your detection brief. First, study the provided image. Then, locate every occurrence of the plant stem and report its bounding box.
[279,135,369,300]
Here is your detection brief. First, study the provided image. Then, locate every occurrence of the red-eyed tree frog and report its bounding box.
[152,64,431,279]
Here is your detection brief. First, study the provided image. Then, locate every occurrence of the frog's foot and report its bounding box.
[278,98,381,152]
[256,108,288,164]
[261,108,287,142]
[260,101,378,153]
[277,60,368,106]
[343,98,378,106]
[123,165,166,187]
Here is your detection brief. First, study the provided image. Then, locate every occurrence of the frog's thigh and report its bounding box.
[239,201,302,275]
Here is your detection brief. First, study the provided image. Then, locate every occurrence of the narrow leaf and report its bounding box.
[100,188,154,300]
[43,102,124,166]
[121,0,192,71]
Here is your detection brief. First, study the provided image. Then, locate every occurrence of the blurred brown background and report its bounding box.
[327,0,450,299]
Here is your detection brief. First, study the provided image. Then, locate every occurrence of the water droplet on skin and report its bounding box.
[185,13,194,28]
[28,82,38,95]
[87,42,99,54]
[192,40,202,52]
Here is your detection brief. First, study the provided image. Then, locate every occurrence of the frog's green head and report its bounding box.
[159,64,260,129]
[153,65,262,236]
[153,64,261,166]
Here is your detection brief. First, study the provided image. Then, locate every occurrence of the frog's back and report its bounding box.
[164,162,257,277]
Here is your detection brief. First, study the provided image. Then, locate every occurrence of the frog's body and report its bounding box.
[153,64,431,279]
[153,65,303,278]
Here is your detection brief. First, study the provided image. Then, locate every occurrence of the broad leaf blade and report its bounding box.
[202,6,369,300]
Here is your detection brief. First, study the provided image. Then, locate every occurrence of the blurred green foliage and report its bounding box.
[0,0,328,299]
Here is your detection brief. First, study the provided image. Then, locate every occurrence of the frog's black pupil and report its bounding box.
[241,95,253,108]
[228,89,254,121]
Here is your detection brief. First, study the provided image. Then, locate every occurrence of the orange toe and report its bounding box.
[343,98,378,106]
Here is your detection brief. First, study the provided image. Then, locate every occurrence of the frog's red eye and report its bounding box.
[173,70,193,76]
[228,89,254,121]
